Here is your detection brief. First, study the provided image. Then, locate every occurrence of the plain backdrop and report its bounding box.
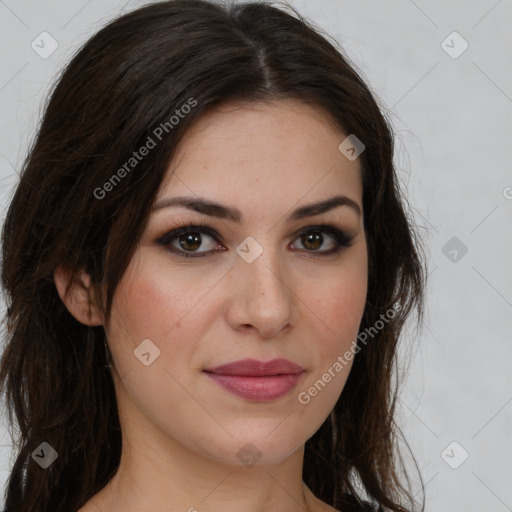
[1,1,511,511]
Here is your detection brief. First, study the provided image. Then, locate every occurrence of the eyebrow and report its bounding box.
[151,194,362,221]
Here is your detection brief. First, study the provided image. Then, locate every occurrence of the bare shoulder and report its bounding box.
[76,503,95,512]
[311,493,381,512]
[317,501,340,512]
[76,496,105,512]
[303,484,340,512]
[314,499,380,512]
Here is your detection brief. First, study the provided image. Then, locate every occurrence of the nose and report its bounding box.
[226,243,296,339]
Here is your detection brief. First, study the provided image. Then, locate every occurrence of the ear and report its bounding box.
[54,264,105,326]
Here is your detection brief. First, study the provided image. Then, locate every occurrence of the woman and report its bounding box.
[0,1,427,511]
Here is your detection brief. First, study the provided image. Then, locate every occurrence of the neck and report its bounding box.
[94,445,316,512]
[87,381,317,512]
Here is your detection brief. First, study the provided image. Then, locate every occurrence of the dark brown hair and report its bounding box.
[0,1,427,511]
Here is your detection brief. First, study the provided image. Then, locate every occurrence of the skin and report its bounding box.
[55,98,368,512]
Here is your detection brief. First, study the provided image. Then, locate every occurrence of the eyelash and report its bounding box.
[156,221,354,259]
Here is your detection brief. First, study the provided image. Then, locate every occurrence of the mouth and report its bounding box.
[203,358,305,377]
[203,372,305,401]
[202,358,305,401]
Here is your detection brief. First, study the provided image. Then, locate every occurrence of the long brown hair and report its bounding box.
[0,1,427,511]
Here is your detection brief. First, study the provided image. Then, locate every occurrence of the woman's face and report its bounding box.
[105,99,368,467]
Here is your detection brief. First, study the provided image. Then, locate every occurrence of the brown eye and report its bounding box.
[291,225,354,256]
[157,223,353,259]
[297,231,335,252]
[177,233,202,252]
[301,232,325,250]
[157,224,225,258]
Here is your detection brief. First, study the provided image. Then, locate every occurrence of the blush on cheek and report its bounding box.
[319,287,367,361]
[324,282,367,328]
[123,272,205,345]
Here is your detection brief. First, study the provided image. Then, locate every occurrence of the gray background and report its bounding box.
[1,1,511,511]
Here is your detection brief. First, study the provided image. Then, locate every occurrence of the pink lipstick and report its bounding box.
[203,358,305,401]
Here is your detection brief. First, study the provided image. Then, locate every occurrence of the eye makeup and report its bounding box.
[155,220,355,259]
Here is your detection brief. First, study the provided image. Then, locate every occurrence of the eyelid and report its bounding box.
[291,223,355,256]
[155,221,355,258]
[155,221,223,250]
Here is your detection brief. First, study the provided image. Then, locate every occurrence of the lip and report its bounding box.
[204,373,305,401]
[203,358,305,401]
[204,358,305,376]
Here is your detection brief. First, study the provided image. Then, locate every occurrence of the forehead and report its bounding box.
[157,99,363,219]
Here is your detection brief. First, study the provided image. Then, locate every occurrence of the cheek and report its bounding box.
[104,257,216,432]
[298,251,367,386]
[108,254,214,343]
[105,256,208,378]
[293,267,367,431]
[309,257,368,344]
[309,279,366,378]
